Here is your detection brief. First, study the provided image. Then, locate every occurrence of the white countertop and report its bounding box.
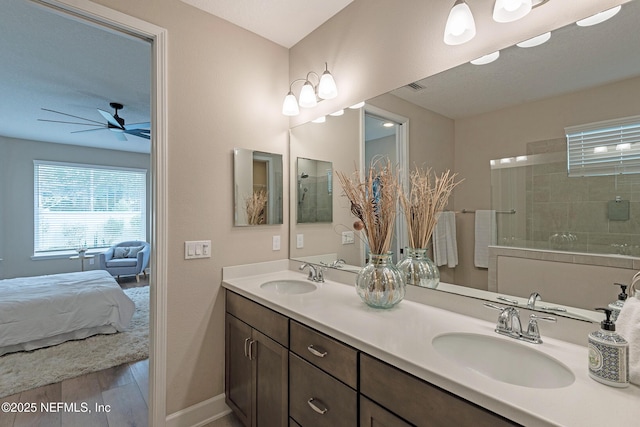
[222,263,640,427]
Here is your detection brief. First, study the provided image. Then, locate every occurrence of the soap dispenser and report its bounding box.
[588,308,629,388]
[609,283,628,322]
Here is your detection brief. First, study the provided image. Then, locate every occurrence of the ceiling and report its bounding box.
[1,0,637,154]
[0,0,152,153]
[179,0,354,48]
[391,1,640,119]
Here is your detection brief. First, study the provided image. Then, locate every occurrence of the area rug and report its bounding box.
[0,286,149,398]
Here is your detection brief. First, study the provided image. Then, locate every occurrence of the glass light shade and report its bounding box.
[470,51,500,65]
[330,109,344,116]
[318,71,338,99]
[444,0,476,45]
[516,31,551,48]
[349,101,365,109]
[493,0,532,23]
[282,92,299,116]
[298,81,317,108]
[576,5,621,27]
[312,116,326,123]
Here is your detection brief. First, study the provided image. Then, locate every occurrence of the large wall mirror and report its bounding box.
[234,148,283,226]
[289,0,640,322]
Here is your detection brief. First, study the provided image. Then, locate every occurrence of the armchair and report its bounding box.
[99,240,150,282]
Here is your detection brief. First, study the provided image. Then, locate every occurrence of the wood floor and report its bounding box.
[0,359,149,427]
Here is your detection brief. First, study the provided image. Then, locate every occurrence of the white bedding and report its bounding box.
[0,270,135,356]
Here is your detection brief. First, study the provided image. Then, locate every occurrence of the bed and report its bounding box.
[0,270,135,356]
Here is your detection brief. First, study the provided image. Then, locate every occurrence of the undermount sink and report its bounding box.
[260,279,317,295]
[432,333,575,389]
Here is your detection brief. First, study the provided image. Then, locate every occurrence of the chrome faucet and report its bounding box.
[527,292,542,309]
[321,258,346,268]
[485,303,556,344]
[299,263,325,282]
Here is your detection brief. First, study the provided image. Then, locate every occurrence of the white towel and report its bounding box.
[433,211,458,268]
[474,210,496,268]
[616,296,640,386]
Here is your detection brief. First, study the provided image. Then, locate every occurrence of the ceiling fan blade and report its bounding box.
[71,127,109,134]
[41,108,104,125]
[124,121,151,130]
[38,119,104,127]
[98,108,124,129]
[124,129,151,140]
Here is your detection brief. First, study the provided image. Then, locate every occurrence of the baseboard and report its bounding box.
[166,393,232,427]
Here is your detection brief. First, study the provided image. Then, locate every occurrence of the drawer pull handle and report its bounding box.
[248,339,255,360]
[307,398,328,415]
[244,338,251,358]
[307,345,327,358]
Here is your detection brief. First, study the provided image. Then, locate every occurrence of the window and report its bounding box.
[34,161,147,254]
[566,115,640,177]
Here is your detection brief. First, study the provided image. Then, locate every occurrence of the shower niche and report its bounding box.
[296,157,333,224]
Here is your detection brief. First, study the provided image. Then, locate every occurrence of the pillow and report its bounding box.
[114,247,128,259]
[127,245,144,258]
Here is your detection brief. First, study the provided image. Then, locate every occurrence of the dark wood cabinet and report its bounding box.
[359,396,412,427]
[225,289,519,427]
[225,292,288,427]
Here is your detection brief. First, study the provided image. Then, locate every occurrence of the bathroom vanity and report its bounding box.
[222,261,640,427]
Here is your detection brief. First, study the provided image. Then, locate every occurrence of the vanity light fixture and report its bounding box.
[576,5,621,27]
[282,62,338,116]
[516,31,551,48]
[443,0,476,45]
[470,50,500,65]
[349,101,365,109]
[312,116,326,123]
[330,109,345,116]
[493,0,532,23]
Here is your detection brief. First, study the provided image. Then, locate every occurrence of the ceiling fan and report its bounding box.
[39,102,150,141]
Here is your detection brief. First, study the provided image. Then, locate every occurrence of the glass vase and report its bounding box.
[356,252,406,308]
[397,247,440,289]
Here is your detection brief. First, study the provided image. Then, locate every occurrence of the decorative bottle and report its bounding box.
[588,308,629,388]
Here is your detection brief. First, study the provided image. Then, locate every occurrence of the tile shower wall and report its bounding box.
[493,138,640,256]
[297,174,332,223]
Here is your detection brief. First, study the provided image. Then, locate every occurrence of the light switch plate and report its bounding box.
[296,234,304,249]
[342,231,355,245]
[272,235,281,251]
[185,240,212,259]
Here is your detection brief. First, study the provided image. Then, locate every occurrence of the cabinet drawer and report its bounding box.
[360,354,519,427]
[226,290,288,347]
[290,321,358,388]
[360,396,412,427]
[289,353,357,427]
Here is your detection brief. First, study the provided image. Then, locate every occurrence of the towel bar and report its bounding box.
[457,209,516,214]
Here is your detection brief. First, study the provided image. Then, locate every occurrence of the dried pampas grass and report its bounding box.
[246,189,267,225]
[399,167,462,249]
[336,158,400,255]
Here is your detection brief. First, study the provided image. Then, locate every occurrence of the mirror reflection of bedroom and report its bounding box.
[0,0,152,424]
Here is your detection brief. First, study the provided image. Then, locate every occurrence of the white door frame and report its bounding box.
[34,1,168,425]
[361,104,410,261]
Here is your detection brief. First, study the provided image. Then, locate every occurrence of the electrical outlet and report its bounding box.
[342,231,355,245]
[272,235,281,251]
[296,234,304,249]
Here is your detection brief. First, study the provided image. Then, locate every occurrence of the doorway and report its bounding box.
[363,106,409,263]
[14,0,167,425]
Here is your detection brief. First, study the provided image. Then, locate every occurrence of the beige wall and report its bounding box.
[65,0,631,419]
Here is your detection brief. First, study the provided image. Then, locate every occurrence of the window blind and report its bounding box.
[566,115,640,177]
[34,161,147,254]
